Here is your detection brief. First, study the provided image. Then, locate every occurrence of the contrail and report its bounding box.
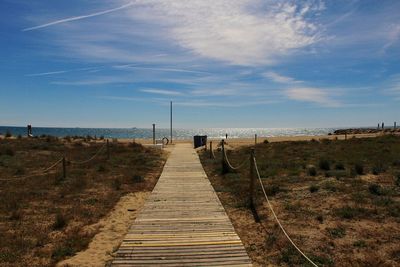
[22,2,134,32]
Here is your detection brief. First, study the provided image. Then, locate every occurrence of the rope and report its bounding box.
[68,143,106,165]
[0,157,63,181]
[211,147,216,159]
[223,149,247,170]
[253,157,319,267]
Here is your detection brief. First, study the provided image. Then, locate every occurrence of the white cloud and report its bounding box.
[125,0,323,65]
[263,71,301,84]
[23,1,324,67]
[285,87,340,107]
[140,88,182,96]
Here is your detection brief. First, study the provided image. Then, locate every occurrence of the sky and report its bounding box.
[0,0,399,128]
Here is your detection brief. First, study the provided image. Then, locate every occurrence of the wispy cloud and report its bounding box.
[263,71,301,84]
[173,99,278,108]
[285,87,340,107]
[125,1,324,65]
[385,74,400,98]
[22,2,134,31]
[113,65,209,74]
[140,88,183,96]
[26,67,101,77]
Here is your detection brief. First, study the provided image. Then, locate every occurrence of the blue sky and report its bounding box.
[0,0,399,128]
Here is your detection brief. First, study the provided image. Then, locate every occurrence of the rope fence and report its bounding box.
[0,140,110,182]
[253,157,318,267]
[68,142,107,165]
[0,157,63,181]
[206,139,319,267]
[223,148,247,171]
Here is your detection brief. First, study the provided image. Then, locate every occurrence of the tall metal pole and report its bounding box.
[152,124,155,145]
[170,101,173,144]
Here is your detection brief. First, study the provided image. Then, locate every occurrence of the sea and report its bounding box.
[0,126,342,140]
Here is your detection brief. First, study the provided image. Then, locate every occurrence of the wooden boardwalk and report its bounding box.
[112,143,252,266]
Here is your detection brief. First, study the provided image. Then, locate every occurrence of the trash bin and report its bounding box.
[193,135,207,149]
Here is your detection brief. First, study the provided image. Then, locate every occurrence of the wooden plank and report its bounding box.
[111,143,252,266]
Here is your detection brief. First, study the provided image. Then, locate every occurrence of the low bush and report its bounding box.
[335,162,345,170]
[354,163,364,175]
[327,226,346,238]
[319,159,331,170]
[396,173,400,187]
[309,184,319,193]
[353,240,367,248]
[335,206,367,219]
[266,184,282,196]
[132,175,144,183]
[5,148,15,157]
[112,178,121,190]
[307,165,317,176]
[53,212,67,230]
[368,183,383,195]
[372,163,385,175]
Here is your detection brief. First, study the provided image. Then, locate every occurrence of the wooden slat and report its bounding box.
[112,143,252,266]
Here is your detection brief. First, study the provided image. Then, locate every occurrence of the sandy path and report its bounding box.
[57,191,150,267]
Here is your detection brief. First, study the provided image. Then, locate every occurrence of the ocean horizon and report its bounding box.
[0,125,373,140]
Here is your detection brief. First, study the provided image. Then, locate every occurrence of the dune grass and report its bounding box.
[0,136,166,266]
[200,135,400,266]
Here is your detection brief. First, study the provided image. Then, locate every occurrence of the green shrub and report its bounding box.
[368,184,383,195]
[326,170,347,179]
[354,163,364,175]
[53,212,67,230]
[132,175,144,183]
[263,139,269,144]
[307,165,317,176]
[309,184,319,193]
[327,226,346,238]
[372,163,385,175]
[5,130,12,138]
[266,184,282,196]
[335,162,345,170]
[335,206,367,219]
[319,159,330,170]
[323,181,337,192]
[14,167,25,175]
[97,164,106,172]
[396,174,400,187]
[353,240,367,248]
[112,178,121,190]
[5,148,15,156]
[51,245,74,260]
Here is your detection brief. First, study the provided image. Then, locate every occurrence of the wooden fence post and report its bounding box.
[209,141,213,159]
[62,157,66,180]
[106,139,110,160]
[221,139,229,173]
[255,134,257,145]
[249,148,255,208]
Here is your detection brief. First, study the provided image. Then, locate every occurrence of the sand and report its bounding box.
[119,133,380,148]
[56,191,150,267]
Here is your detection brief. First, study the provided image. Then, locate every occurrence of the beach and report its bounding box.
[122,132,381,148]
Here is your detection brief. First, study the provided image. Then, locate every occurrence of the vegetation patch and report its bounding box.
[0,137,166,266]
[199,135,400,266]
